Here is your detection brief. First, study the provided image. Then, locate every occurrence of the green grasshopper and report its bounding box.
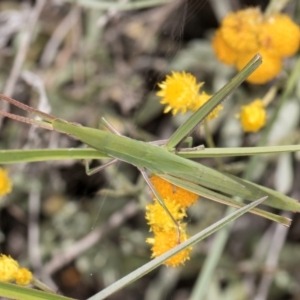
[0,54,298,231]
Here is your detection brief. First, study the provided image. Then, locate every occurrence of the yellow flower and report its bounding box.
[212,29,238,65]
[0,254,33,286]
[259,14,300,57]
[146,198,186,232]
[240,99,266,132]
[213,8,300,85]
[146,228,192,267]
[0,255,19,282]
[192,92,223,120]
[146,175,196,266]
[156,71,203,115]
[236,50,282,84]
[220,8,262,52]
[150,175,198,208]
[14,268,33,286]
[0,168,12,196]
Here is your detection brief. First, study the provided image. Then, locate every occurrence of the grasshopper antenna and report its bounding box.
[0,93,55,130]
[0,93,56,122]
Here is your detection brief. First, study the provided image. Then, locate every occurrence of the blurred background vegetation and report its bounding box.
[0,0,300,299]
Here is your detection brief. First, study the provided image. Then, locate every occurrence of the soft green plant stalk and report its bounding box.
[203,120,224,170]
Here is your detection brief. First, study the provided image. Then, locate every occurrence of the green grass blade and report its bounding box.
[87,197,266,300]
[166,54,262,150]
[0,149,109,164]
[178,144,300,158]
[62,0,171,10]
[160,174,291,226]
[228,175,300,211]
[0,282,74,300]
[160,155,300,211]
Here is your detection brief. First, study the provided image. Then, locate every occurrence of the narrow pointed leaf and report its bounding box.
[163,154,300,211]
[0,149,109,164]
[0,281,74,300]
[160,174,291,226]
[234,176,300,210]
[178,145,300,158]
[156,154,300,211]
[62,0,172,10]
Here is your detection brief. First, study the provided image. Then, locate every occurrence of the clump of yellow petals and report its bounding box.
[0,168,12,196]
[156,72,221,121]
[212,7,300,84]
[0,254,33,286]
[240,99,266,132]
[145,198,186,232]
[156,71,203,115]
[259,14,300,57]
[146,175,199,266]
[220,8,262,52]
[150,175,198,208]
[15,268,33,286]
[212,29,238,65]
[146,227,192,267]
[0,255,19,282]
[192,92,223,121]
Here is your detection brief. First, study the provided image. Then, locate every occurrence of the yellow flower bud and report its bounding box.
[240,99,266,132]
[260,14,300,57]
[145,198,186,232]
[146,228,192,267]
[0,255,19,282]
[212,29,238,65]
[0,168,12,196]
[156,71,203,115]
[150,175,198,208]
[15,268,33,286]
[220,8,262,52]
